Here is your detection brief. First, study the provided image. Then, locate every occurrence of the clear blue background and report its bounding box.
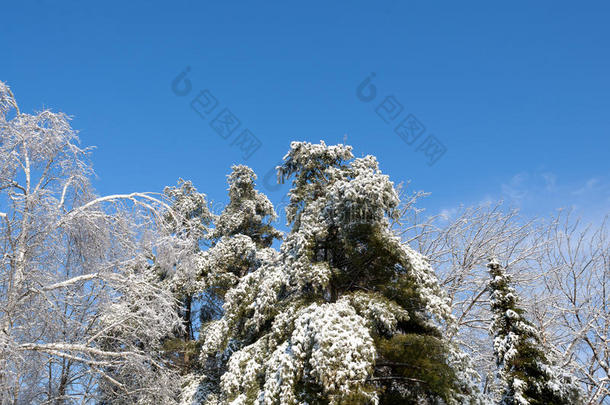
[3,1,609,224]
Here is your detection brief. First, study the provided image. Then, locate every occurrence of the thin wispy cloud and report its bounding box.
[499,171,609,221]
[435,172,608,224]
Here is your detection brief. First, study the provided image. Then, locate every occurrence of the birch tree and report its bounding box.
[0,81,184,404]
[537,211,610,404]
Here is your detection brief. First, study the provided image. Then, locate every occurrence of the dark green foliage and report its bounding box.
[375,334,458,404]
[488,260,582,405]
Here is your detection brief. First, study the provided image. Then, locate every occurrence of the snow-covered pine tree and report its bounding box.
[487,259,582,405]
[161,167,283,375]
[181,165,282,403]
[198,165,282,318]
[209,165,282,248]
[187,141,485,405]
[162,178,214,339]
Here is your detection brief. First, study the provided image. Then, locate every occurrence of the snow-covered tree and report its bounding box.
[185,141,485,405]
[396,197,609,404]
[180,165,282,404]
[209,165,282,248]
[195,165,282,315]
[152,179,214,373]
[537,211,610,404]
[487,259,582,405]
[0,81,185,404]
[399,203,549,395]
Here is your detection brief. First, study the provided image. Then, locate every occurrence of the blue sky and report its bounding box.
[3,1,609,226]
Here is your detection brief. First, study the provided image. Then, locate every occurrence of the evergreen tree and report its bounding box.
[209,165,282,248]
[198,165,282,315]
[185,141,485,405]
[180,165,282,403]
[160,179,214,372]
[487,259,582,405]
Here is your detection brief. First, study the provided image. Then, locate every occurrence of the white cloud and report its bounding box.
[497,171,609,222]
[572,177,600,196]
[427,171,608,227]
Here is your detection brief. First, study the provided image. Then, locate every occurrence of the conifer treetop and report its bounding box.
[210,164,282,248]
[185,141,485,405]
[487,260,582,405]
